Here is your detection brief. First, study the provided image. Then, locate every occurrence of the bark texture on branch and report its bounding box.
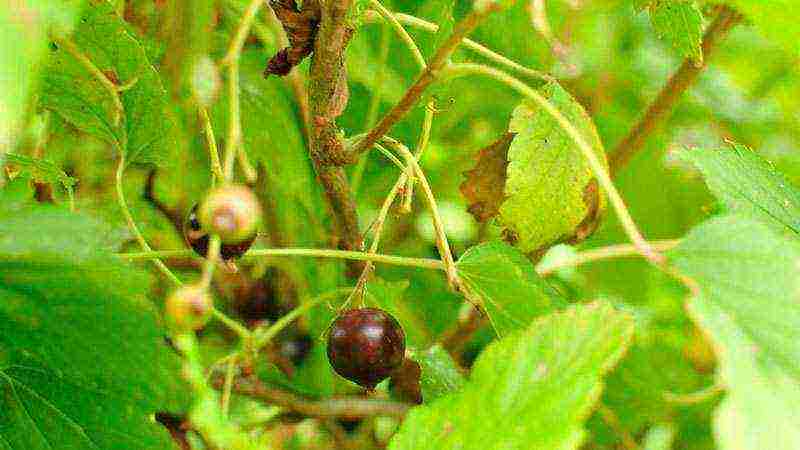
[608,5,743,177]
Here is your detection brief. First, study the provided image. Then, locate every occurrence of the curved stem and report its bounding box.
[444,62,665,266]
[223,62,241,181]
[212,307,251,340]
[368,0,426,71]
[608,5,742,177]
[380,137,460,288]
[403,100,435,212]
[253,288,351,350]
[220,0,264,66]
[364,11,553,83]
[199,107,224,185]
[115,158,182,286]
[353,6,502,156]
[536,240,681,276]
[118,247,446,270]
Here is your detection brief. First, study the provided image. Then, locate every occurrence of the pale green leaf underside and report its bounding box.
[0,206,188,450]
[649,1,704,64]
[388,302,633,450]
[40,0,173,166]
[670,215,800,450]
[456,241,566,337]
[498,83,607,253]
[679,144,800,236]
[415,345,465,402]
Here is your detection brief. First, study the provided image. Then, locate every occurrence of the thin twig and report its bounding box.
[199,107,225,184]
[444,62,665,266]
[663,383,725,405]
[364,11,553,83]
[608,5,743,177]
[598,404,640,450]
[381,137,460,288]
[536,239,680,276]
[115,158,182,286]
[352,5,503,156]
[220,377,411,419]
[253,288,351,350]
[369,0,426,71]
[118,247,446,270]
[221,0,265,67]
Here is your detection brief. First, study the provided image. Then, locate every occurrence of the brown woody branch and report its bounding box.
[351,5,503,156]
[608,5,743,177]
[304,0,365,266]
[216,377,411,419]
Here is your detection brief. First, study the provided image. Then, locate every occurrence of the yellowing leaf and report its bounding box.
[496,83,606,254]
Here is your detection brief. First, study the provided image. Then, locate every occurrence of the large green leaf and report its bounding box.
[40,0,173,165]
[679,144,800,235]
[0,0,83,154]
[456,241,566,337]
[669,215,800,450]
[498,83,607,254]
[388,302,634,450]
[0,206,189,450]
[414,345,465,402]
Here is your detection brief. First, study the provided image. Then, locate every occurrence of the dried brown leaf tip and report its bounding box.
[265,0,321,77]
[460,133,515,223]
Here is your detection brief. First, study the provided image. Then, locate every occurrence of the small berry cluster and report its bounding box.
[168,184,409,390]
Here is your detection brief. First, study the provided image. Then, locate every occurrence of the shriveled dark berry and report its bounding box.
[327,308,405,389]
[183,205,255,260]
[280,332,314,366]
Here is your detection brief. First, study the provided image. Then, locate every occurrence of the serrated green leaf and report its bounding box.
[4,153,77,204]
[680,143,800,235]
[498,83,607,254]
[40,0,173,166]
[669,215,800,450]
[0,206,189,450]
[388,302,634,450]
[649,1,704,64]
[456,241,566,337]
[414,345,465,402]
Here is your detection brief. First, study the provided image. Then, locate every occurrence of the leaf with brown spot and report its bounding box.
[460,133,514,223]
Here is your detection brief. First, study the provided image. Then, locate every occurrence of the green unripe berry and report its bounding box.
[198,184,262,244]
[165,284,213,333]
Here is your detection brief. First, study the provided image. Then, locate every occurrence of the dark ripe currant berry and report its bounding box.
[183,205,255,260]
[327,308,406,389]
[198,184,262,244]
[165,284,213,333]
